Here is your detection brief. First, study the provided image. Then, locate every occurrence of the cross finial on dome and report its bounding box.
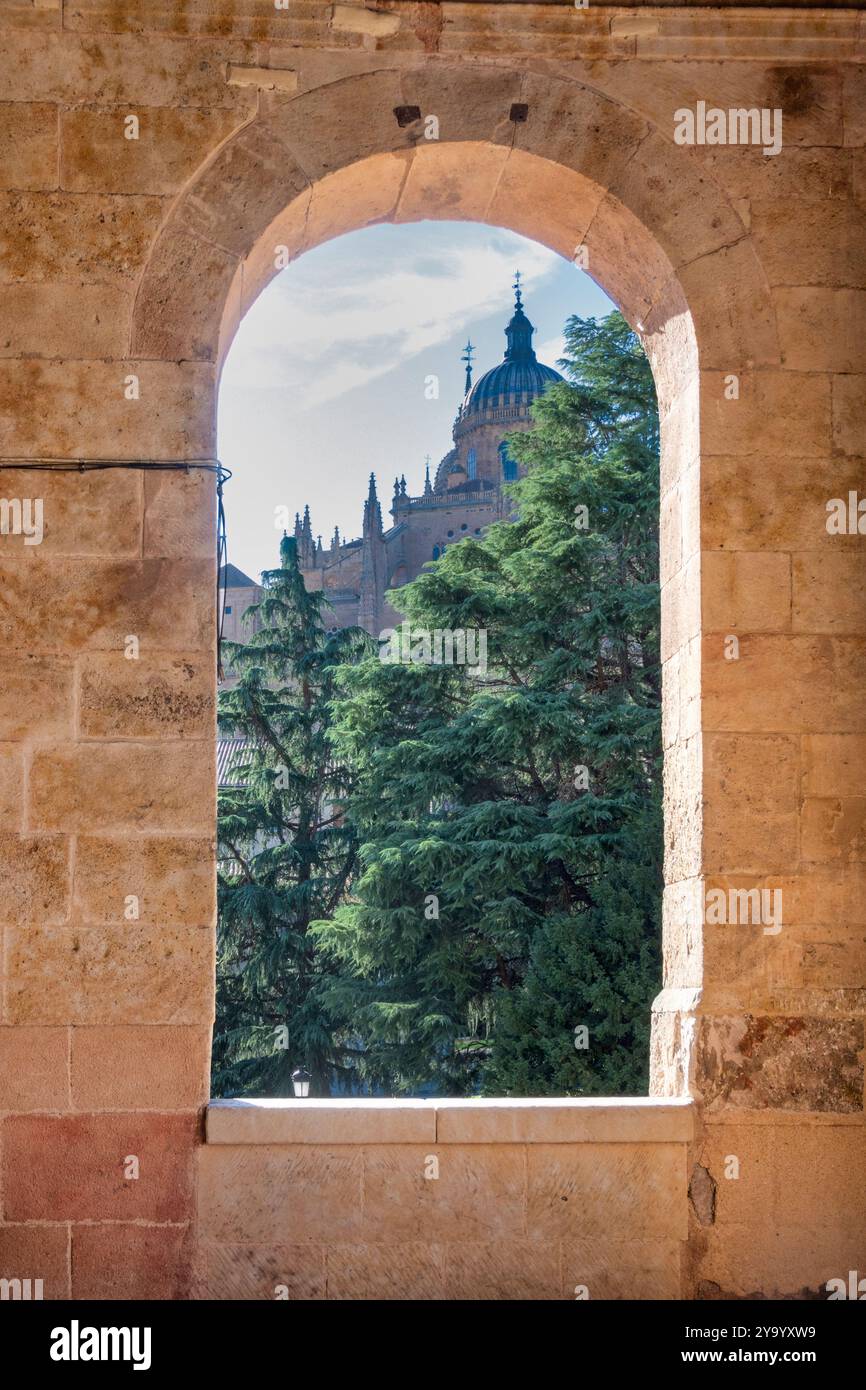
[461,339,475,395]
[513,269,523,309]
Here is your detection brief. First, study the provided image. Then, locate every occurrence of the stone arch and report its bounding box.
[131,63,778,1102]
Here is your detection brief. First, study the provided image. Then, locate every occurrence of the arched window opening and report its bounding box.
[213,216,661,1103]
[500,440,518,482]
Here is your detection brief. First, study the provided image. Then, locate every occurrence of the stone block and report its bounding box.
[663,733,703,884]
[702,732,800,874]
[0,468,140,557]
[0,744,24,828]
[1,1112,198,1221]
[297,153,406,264]
[702,551,791,633]
[360,1143,525,1244]
[609,133,745,270]
[659,374,700,498]
[396,141,509,224]
[0,190,166,287]
[60,105,243,195]
[700,146,855,203]
[433,1098,694,1145]
[775,287,865,373]
[0,1223,70,1300]
[701,635,866,734]
[793,552,866,634]
[526,1143,688,1240]
[130,225,238,362]
[561,1239,682,1300]
[0,359,215,459]
[71,1025,210,1110]
[584,193,675,327]
[832,374,866,453]
[328,1242,445,1301]
[791,934,866,991]
[0,101,57,191]
[696,1123,777,1228]
[28,741,214,833]
[72,1223,195,1300]
[697,1014,864,1112]
[4,924,214,1026]
[701,907,776,1012]
[801,798,866,864]
[143,465,218,559]
[441,1239,560,1301]
[802,735,866,797]
[0,1027,69,1110]
[257,69,406,186]
[207,1098,436,1146]
[0,557,213,655]
[752,201,866,289]
[701,371,831,457]
[771,1123,866,1234]
[697,1218,866,1300]
[678,241,779,370]
[487,149,596,266]
[397,63,521,146]
[0,282,133,358]
[702,454,864,553]
[0,832,69,924]
[596,60,842,149]
[197,1145,364,1245]
[0,656,74,741]
[660,553,700,664]
[78,652,214,738]
[73,834,215,927]
[197,1241,326,1301]
[0,28,263,108]
[515,71,649,193]
[661,879,704,992]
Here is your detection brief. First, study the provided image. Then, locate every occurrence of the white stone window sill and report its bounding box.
[206,1095,695,1145]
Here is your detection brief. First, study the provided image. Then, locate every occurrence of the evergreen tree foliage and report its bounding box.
[314,310,662,1096]
[213,534,371,1098]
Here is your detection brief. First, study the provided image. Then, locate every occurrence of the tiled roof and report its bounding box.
[220,563,259,588]
[217,737,249,787]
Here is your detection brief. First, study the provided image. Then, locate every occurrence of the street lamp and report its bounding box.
[291,1066,311,1098]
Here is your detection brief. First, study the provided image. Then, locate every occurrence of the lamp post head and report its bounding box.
[291,1067,311,1098]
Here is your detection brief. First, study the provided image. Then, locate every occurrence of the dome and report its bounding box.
[462,357,563,414]
[460,281,564,418]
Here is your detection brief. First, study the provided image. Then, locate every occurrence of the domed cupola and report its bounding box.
[459,273,563,420]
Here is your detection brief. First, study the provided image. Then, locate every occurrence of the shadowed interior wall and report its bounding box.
[0,1,863,1300]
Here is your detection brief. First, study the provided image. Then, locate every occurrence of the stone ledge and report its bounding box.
[206,1096,695,1145]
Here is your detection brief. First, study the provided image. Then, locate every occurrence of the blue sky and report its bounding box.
[218,220,615,583]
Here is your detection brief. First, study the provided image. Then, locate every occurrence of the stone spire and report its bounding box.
[363,472,382,539]
[424,455,433,496]
[299,503,314,566]
[359,472,385,636]
[331,524,340,552]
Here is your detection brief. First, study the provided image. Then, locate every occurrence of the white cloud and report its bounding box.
[223,230,561,407]
[535,334,568,370]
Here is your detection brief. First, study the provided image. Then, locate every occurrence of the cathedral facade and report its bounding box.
[293,280,564,636]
